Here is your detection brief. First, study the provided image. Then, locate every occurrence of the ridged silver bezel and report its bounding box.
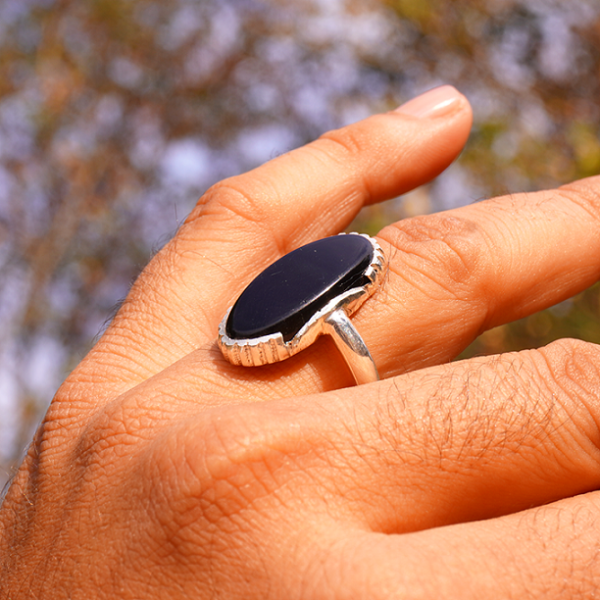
[218,233,386,367]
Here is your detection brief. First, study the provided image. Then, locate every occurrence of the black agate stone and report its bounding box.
[226,235,373,342]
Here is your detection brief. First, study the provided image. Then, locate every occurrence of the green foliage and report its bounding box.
[461,284,600,359]
[385,0,444,28]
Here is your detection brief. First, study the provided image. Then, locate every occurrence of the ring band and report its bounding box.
[218,233,386,385]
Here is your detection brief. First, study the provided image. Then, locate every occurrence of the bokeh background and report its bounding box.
[2,0,600,489]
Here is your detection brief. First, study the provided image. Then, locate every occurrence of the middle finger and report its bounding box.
[119,336,600,554]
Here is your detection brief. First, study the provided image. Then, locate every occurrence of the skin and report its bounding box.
[2,87,600,598]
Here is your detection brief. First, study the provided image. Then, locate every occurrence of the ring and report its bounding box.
[218,233,387,385]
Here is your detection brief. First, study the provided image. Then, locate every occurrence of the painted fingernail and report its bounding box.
[395,85,464,119]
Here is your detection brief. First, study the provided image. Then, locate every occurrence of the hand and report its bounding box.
[3,85,600,599]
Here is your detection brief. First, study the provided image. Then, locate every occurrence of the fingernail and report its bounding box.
[395,85,464,119]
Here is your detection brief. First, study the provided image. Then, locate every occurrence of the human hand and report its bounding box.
[3,85,600,598]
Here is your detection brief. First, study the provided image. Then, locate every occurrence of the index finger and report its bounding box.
[66,86,473,400]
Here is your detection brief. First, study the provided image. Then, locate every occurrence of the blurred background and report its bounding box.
[2,0,600,489]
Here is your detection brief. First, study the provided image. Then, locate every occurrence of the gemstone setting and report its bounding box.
[218,233,386,367]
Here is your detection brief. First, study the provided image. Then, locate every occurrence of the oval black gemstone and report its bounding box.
[226,235,373,342]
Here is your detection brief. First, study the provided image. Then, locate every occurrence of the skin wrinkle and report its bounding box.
[181,402,365,534]
[459,364,499,463]
[99,323,165,360]
[209,171,356,260]
[145,460,248,595]
[388,215,482,282]
[180,212,284,280]
[206,365,297,403]
[181,209,271,264]
[557,179,600,224]
[373,225,491,369]
[382,217,485,299]
[555,341,600,432]
[144,446,214,560]
[534,342,600,475]
[101,353,225,416]
[476,358,524,455]
[173,416,301,528]
[538,341,600,433]
[385,261,468,312]
[189,250,239,290]
[448,366,484,460]
[153,445,308,600]
[369,383,434,484]
[317,190,362,232]
[71,406,144,473]
[468,214,515,326]
[186,182,270,229]
[79,332,169,386]
[348,399,400,497]
[312,136,375,205]
[209,185,273,230]
[28,502,79,596]
[527,351,588,457]
[318,126,368,166]
[131,494,211,597]
[136,260,201,320]
[317,424,396,524]
[425,368,472,467]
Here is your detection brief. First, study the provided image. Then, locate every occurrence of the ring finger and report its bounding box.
[142,173,600,402]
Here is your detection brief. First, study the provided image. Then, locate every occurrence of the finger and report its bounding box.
[25,340,600,597]
[77,337,600,535]
[115,172,600,402]
[68,86,472,401]
[195,173,600,396]
[77,339,600,598]
[326,491,600,599]
[365,175,600,377]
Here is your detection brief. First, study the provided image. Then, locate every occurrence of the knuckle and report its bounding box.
[151,406,309,527]
[142,408,328,596]
[181,177,287,253]
[317,125,365,160]
[380,213,488,300]
[187,179,266,227]
[537,338,600,411]
[73,402,146,475]
[27,383,90,460]
[556,176,600,221]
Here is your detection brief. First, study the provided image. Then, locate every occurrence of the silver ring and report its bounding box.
[218,233,386,385]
